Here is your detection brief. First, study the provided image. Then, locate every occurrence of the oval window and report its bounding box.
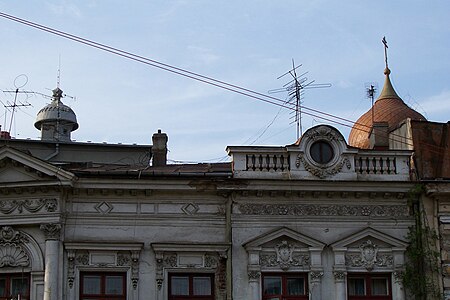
[310,141,334,164]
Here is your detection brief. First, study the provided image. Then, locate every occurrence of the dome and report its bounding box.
[348,68,426,149]
[34,87,79,131]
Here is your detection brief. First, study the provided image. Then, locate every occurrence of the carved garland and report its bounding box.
[0,226,30,268]
[238,203,409,217]
[0,198,57,214]
[296,154,351,178]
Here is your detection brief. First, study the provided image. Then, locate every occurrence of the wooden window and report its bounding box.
[262,273,308,300]
[348,273,391,300]
[80,272,126,300]
[0,273,30,300]
[168,273,214,300]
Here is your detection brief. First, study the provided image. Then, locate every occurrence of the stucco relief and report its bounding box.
[345,240,393,271]
[0,226,30,268]
[296,154,351,178]
[260,240,310,271]
[238,203,408,217]
[0,198,57,214]
[67,249,141,289]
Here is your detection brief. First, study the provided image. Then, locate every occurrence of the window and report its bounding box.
[80,272,126,300]
[310,141,334,164]
[0,273,30,300]
[169,273,214,300]
[348,274,391,300]
[262,273,308,300]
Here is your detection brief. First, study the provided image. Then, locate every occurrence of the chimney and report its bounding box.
[369,122,389,150]
[0,125,11,140]
[152,129,168,166]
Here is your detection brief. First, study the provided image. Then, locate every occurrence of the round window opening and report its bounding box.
[310,141,334,164]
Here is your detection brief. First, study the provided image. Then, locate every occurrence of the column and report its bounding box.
[333,271,346,300]
[247,271,260,300]
[40,223,62,300]
[392,270,405,300]
[309,271,323,300]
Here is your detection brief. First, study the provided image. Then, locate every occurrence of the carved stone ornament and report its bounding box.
[0,198,58,214]
[205,255,218,268]
[345,240,393,271]
[296,154,351,179]
[0,243,30,267]
[40,223,62,240]
[276,241,294,270]
[238,203,409,217]
[310,271,324,281]
[248,270,261,280]
[393,270,404,284]
[0,226,29,244]
[333,271,345,281]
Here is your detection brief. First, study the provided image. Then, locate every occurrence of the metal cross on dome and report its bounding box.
[382,36,389,69]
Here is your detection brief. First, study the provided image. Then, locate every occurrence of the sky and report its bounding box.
[0,1,449,163]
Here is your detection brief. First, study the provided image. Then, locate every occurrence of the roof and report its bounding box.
[348,68,426,149]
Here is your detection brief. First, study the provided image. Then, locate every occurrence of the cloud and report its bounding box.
[419,90,450,116]
[45,1,82,18]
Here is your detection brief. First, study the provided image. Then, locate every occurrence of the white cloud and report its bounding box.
[45,1,82,18]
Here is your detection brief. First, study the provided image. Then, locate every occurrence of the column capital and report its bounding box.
[40,223,62,240]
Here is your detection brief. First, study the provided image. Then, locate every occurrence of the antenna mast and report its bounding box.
[2,74,33,133]
[269,60,331,139]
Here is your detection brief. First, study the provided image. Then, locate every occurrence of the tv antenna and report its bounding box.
[269,59,331,139]
[365,82,378,124]
[1,74,33,133]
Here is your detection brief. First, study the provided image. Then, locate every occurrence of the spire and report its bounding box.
[377,37,401,101]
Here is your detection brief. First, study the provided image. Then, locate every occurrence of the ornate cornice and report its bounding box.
[238,203,409,217]
[0,198,57,214]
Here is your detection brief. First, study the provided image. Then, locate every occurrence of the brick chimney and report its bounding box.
[152,129,168,166]
[369,122,389,150]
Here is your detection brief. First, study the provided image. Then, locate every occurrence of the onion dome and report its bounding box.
[348,68,426,149]
[34,87,78,141]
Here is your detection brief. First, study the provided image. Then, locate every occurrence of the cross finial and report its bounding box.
[382,36,389,69]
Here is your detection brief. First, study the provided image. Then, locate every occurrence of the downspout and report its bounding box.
[45,143,60,161]
[226,194,233,300]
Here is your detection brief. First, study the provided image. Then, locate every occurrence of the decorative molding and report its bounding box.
[310,271,324,281]
[248,270,261,280]
[163,254,178,267]
[260,241,310,270]
[181,203,199,215]
[393,270,404,284]
[0,198,57,214]
[333,271,345,281]
[67,249,76,288]
[95,201,113,214]
[345,240,393,271]
[0,243,30,267]
[40,223,62,240]
[205,255,218,268]
[238,203,409,217]
[297,154,351,178]
[0,226,29,244]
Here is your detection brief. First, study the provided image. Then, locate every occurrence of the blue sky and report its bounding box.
[0,1,449,162]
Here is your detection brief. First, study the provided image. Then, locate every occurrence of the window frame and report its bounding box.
[262,272,309,300]
[347,273,392,300]
[0,273,30,300]
[168,273,215,300]
[79,271,126,300]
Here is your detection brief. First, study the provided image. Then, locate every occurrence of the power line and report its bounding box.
[0,12,447,158]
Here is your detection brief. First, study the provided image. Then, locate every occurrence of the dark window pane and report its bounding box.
[348,278,365,295]
[372,278,389,295]
[0,279,6,296]
[287,277,305,295]
[11,277,29,297]
[83,275,101,294]
[171,276,189,295]
[310,141,334,164]
[193,277,212,295]
[105,275,124,295]
[263,276,282,295]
